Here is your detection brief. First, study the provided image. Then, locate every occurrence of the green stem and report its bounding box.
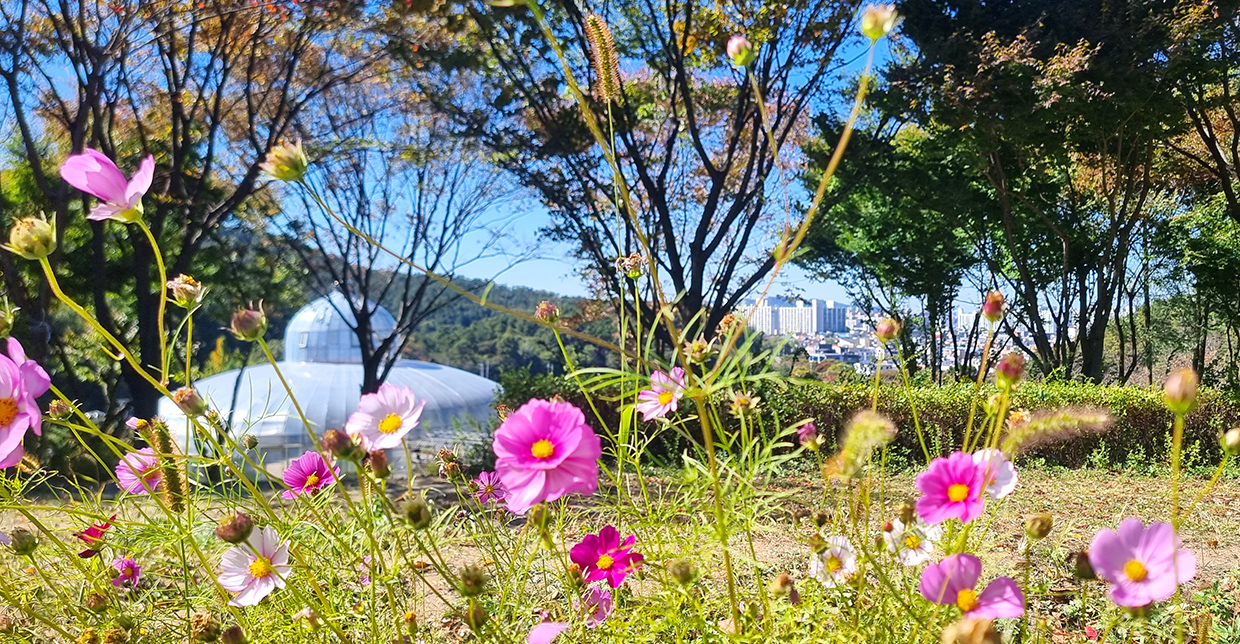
[962,323,996,450]
[895,348,930,462]
[138,221,169,383]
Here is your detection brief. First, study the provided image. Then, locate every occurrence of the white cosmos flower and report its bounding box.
[973,448,1018,498]
[883,517,942,566]
[809,535,857,588]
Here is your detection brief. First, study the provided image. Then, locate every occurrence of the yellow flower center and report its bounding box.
[248,556,275,579]
[531,439,555,459]
[483,485,494,494]
[596,554,614,570]
[956,588,979,612]
[1124,559,1147,582]
[123,566,134,577]
[658,390,675,406]
[304,473,320,488]
[903,534,921,550]
[378,413,404,434]
[825,555,842,572]
[0,398,17,426]
[947,483,970,503]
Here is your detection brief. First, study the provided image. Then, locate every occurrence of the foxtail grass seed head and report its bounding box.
[876,318,900,342]
[1163,368,1199,414]
[229,305,267,342]
[726,35,756,68]
[5,216,56,260]
[9,527,38,556]
[940,618,1001,644]
[1222,428,1240,456]
[534,300,560,323]
[668,558,701,586]
[166,274,205,309]
[368,449,391,479]
[260,140,308,182]
[214,512,254,544]
[585,14,621,102]
[191,612,221,642]
[834,410,897,478]
[995,352,1026,388]
[729,390,760,417]
[48,399,73,420]
[860,3,898,41]
[219,625,248,644]
[999,407,1112,455]
[173,387,208,417]
[322,429,365,461]
[402,496,433,530]
[1024,513,1053,540]
[241,434,259,450]
[459,563,488,597]
[1069,551,1096,580]
[981,290,1005,322]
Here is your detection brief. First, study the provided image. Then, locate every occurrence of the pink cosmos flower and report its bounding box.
[75,515,117,558]
[115,448,162,495]
[345,383,426,450]
[633,367,686,421]
[528,622,569,644]
[111,556,141,590]
[358,555,374,585]
[569,525,644,589]
[281,451,340,500]
[0,338,51,469]
[493,399,601,515]
[218,525,292,607]
[60,149,155,223]
[474,471,506,504]
[919,553,1024,619]
[1088,518,1196,607]
[796,422,819,446]
[972,449,1018,498]
[579,585,613,627]
[916,451,986,524]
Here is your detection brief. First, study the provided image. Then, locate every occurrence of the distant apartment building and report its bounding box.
[744,298,850,335]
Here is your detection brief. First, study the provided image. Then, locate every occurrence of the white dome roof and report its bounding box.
[283,291,398,363]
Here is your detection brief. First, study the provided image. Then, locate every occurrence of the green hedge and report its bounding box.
[759,381,1240,470]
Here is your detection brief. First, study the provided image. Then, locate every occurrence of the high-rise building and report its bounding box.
[742,298,850,335]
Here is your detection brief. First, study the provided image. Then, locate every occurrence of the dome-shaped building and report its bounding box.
[159,293,497,474]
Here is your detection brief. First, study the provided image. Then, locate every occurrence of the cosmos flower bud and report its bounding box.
[458,563,489,597]
[465,600,488,630]
[166,275,205,309]
[260,140,308,182]
[294,607,320,631]
[241,434,259,450]
[229,306,267,342]
[529,503,552,530]
[77,630,100,644]
[1069,551,1096,580]
[5,217,56,260]
[995,352,1026,389]
[402,497,433,530]
[1024,513,1053,540]
[668,558,700,586]
[8,527,39,556]
[47,399,73,420]
[402,610,417,636]
[860,4,898,41]
[1163,368,1199,414]
[173,387,208,417]
[685,337,715,363]
[808,533,828,554]
[876,318,900,342]
[322,429,365,461]
[534,301,560,323]
[813,511,830,528]
[219,625,248,644]
[85,592,108,613]
[368,450,391,479]
[726,35,756,68]
[767,572,794,598]
[1222,428,1240,456]
[0,307,13,338]
[214,512,254,544]
[191,612,221,642]
[981,291,1005,323]
[899,499,917,525]
[716,312,740,337]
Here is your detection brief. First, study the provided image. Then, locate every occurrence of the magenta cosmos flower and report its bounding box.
[281,451,339,500]
[634,367,686,421]
[579,585,613,627]
[474,471,506,504]
[493,399,601,515]
[916,451,986,524]
[219,525,292,607]
[115,448,162,495]
[528,622,568,644]
[75,515,117,558]
[345,383,426,450]
[0,338,51,469]
[919,553,1024,619]
[1088,519,1196,607]
[60,149,155,223]
[569,525,644,588]
[111,556,141,590]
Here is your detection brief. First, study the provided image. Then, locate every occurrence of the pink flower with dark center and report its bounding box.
[1088,518,1196,607]
[528,622,568,644]
[59,149,155,223]
[111,556,141,590]
[115,448,162,495]
[281,451,339,500]
[634,367,686,421]
[75,515,117,558]
[578,585,613,627]
[569,525,644,589]
[345,383,426,451]
[218,525,292,607]
[474,471,506,504]
[919,553,1024,619]
[0,338,50,469]
[915,451,986,524]
[492,399,601,515]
